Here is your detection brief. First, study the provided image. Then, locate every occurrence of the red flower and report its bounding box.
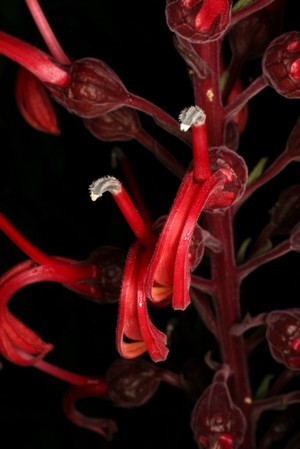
[145,107,247,311]
[0,212,120,365]
[89,177,168,362]
[90,107,247,360]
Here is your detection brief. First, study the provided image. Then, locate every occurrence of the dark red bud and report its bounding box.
[165,0,231,44]
[83,107,142,141]
[86,246,126,304]
[263,31,300,99]
[50,58,131,118]
[204,147,248,212]
[191,381,246,449]
[266,309,300,370]
[105,359,161,408]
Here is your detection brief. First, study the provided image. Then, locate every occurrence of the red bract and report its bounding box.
[263,31,300,98]
[165,0,231,43]
[266,309,300,369]
[191,371,246,449]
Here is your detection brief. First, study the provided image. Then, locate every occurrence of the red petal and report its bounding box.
[116,242,147,359]
[136,248,169,362]
[146,169,199,301]
[173,173,223,310]
[16,68,60,134]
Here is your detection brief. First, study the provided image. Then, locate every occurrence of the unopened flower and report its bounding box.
[105,358,162,408]
[263,31,300,99]
[266,309,300,370]
[165,0,231,43]
[191,370,246,449]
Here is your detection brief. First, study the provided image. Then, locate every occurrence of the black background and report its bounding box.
[0,1,300,448]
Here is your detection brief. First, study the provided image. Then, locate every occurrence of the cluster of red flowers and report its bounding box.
[1,1,300,448]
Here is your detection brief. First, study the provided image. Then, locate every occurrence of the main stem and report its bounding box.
[192,40,254,449]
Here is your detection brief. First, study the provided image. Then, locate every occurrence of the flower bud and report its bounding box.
[50,58,131,118]
[263,31,300,99]
[204,146,248,212]
[266,309,300,370]
[83,107,142,141]
[191,380,246,449]
[105,359,161,407]
[165,0,231,44]
[86,246,126,304]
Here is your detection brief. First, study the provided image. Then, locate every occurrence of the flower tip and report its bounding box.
[179,106,206,131]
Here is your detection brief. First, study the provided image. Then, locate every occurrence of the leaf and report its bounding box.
[232,0,253,13]
[254,374,275,399]
[236,237,252,264]
[247,157,269,186]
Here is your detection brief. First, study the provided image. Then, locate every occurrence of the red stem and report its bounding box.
[35,359,107,390]
[193,40,255,449]
[127,94,192,147]
[25,0,71,64]
[0,212,53,265]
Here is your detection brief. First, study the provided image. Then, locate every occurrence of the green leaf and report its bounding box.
[255,374,275,399]
[247,157,269,186]
[232,0,254,13]
[236,237,252,264]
